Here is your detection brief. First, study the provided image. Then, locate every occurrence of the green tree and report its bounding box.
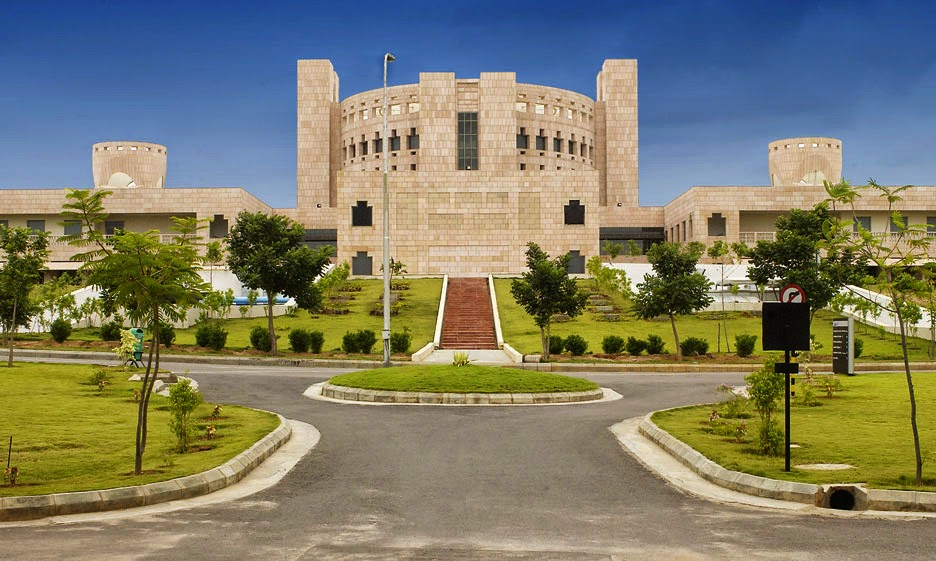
[226,211,333,356]
[168,378,203,453]
[601,240,624,264]
[0,227,49,367]
[632,242,713,361]
[707,240,732,352]
[62,188,208,475]
[825,178,928,485]
[204,239,225,285]
[747,203,863,323]
[510,243,588,360]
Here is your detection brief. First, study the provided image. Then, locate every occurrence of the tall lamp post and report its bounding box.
[382,52,395,367]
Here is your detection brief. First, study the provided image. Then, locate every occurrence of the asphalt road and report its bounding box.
[2,362,933,560]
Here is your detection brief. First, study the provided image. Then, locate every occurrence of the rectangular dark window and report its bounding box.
[564,200,585,225]
[374,138,382,153]
[889,215,908,232]
[63,220,82,236]
[927,217,936,232]
[568,140,576,154]
[707,213,726,237]
[854,216,871,233]
[360,141,368,156]
[553,137,562,152]
[105,221,124,235]
[209,214,229,238]
[351,201,373,227]
[407,127,419,149]
[457,112,478,170]
[535,135,546,151]
[349,144,356,158]
[516,127,528,149]
[27,220,45,233]
[390,135,401,151]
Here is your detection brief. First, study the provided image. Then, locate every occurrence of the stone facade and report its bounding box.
[3,59,936,276]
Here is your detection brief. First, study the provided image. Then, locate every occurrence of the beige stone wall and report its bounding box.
[335,170,600,275]
[297,60,340,219]
[768,137,842,186]
[92,141,167,189]
[596,60,638,209]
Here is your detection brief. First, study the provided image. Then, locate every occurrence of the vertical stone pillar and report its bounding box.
[297,60,339,214]
[418,73,456,173]
[596,59,638,210]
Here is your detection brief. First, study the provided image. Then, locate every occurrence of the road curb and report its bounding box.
[0,414,292,522]
[319,383,605,405]
[638,413,936,512]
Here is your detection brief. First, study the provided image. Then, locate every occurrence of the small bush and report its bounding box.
[549,335,565,355]
[645,333,665,355]
[625,336,647,356]
[50,318,72,343]
[854,337,864,359]
[289,328,311,353]
[89,368,111,389]
[680,337,709,357]
[756,420,784,456]
[452,351,471,367]
[390,329,412,354]
[735,334,757,358]
[308,330,325,353]
[342,329,377,354]
[168,378,203,453]
[601,335,625,354]
[249,326,272,352]
[195,322,228,351]
[158,322,176,348]
[564,334,588,356]
[100,321,122,342]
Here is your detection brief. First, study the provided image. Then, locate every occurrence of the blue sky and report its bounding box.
[1,0,933,208]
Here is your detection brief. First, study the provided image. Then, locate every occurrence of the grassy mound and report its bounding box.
[328,365,599,393]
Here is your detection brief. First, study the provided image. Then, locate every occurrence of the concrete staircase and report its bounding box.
[440,278,498,350]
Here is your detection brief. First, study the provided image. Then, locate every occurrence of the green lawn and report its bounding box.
[329,364,599,393]
[493,278,933,361]
[652,372,936,491]
[23,278,442,357]
[0,362,279,496]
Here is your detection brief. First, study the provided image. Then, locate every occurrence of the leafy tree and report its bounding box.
[510,243,588,360]
[227,211,333,355]
[586,255,632,300]
[168,378,203,453]
[0,227,49,366]
[204,240,225,285]
[747,203,863,323]
[62,188,208,475]
[626,239,642,256]
[632,242,713,361]
[601,240,624,264]
[825,178,928,485]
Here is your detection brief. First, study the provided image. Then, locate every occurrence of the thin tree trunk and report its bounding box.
[541,323,551,362]
[895,303,924,485]
[7,297,17,367]
[267,293,277,356]
[670,311,681,361]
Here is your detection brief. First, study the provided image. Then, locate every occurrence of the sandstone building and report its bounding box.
[2,59,935,276]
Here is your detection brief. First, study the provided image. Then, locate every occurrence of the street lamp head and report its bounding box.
[384,52,396,63]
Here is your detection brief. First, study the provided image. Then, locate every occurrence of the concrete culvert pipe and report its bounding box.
[829,488,856,510]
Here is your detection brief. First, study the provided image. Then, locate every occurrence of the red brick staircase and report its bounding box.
[440,278,498,350]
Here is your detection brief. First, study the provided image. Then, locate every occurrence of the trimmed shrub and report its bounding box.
[549,335,565,355]
[735,334,757,358]
[564,334,588,356]
[249,326,272,352]
[289,328,311,353]
[854,337,864,359]
[390,329,413,354]
[342,329,377,354]
[50,318,72,343]
[680,337,709,357]
[195,322,228,351]
[308,330,325,354]
[625,336,647,356]
[100,321,122,342]
[601,335,625,355]
[645,333,665,355]
[158,322,176,348]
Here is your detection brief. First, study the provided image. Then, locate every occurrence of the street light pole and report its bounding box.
[382,52,395,367]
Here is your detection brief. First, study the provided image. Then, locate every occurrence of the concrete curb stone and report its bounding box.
[0,414,292,522]
[319,383,604,405]
[639,413,936,512]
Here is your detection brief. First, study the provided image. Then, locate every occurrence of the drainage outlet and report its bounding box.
[818,484,868,510]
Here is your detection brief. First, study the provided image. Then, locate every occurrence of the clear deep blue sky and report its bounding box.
[1,0,933,208]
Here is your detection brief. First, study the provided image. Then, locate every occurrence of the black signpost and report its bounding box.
[762,284,811,472]
[832,317,855,376]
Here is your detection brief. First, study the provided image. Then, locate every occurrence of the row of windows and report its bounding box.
[94,145,164,154]
[771,142,840,151]
[349,199,587,227]
[517,127,594,160]
[515,101,593,124]
[343,102,420,125]
[343,128,419,160]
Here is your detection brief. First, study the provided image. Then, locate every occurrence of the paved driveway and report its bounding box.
[1,363,933,560]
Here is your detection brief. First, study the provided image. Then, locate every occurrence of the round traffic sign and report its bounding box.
[780,284,806,303]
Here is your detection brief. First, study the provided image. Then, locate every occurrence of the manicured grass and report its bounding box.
[652,372,936,491]
[493,278,933,361]
[329,364,599,393]
[0,363,279,497]
[21,278,442,358]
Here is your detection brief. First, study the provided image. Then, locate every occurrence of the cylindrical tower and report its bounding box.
[92,141,167,189]
[768,137,842,186]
